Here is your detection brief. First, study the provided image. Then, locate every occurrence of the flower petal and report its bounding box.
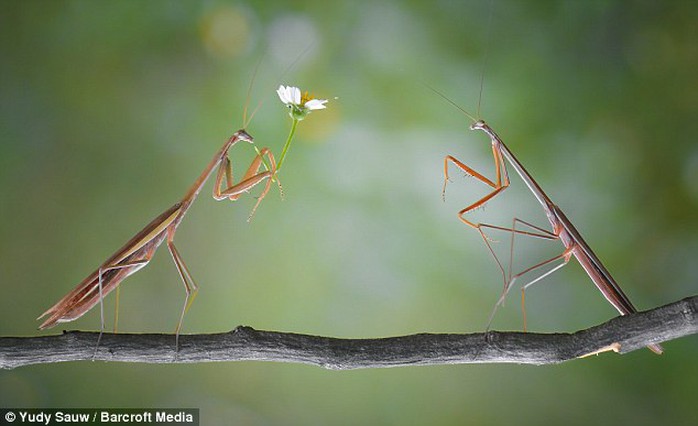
[289,86,301,105]
[276,85,290,104]
[279,85,296,105]
[304,98,328,110]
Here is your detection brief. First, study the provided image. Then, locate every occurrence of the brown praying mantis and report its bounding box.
[37,83,328,351]
[441,101,664,355]
[37,129,277,348]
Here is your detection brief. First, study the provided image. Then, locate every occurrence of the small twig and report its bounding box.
[1,296,695,370]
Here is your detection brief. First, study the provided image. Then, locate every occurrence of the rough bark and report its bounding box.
[1,296,695,370]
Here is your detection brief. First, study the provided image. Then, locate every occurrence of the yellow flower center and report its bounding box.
[300,91,314,106]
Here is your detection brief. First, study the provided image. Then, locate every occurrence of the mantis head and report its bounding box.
[234,129,254,144]
[469,120,487,131]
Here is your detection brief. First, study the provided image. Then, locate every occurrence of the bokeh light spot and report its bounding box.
[200,6,252,59]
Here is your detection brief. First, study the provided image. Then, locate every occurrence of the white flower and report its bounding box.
[276,85,328,120]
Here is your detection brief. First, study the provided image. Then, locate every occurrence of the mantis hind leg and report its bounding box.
[93,258,151,358]
[166,227,199,358]
[477,218,563,330]
[488,217,571,331]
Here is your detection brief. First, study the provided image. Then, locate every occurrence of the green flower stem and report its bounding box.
[276,117,299,173]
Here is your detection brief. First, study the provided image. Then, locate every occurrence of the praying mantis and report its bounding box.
[441,104,664,355]
[37,83,327,351]
[37,128,278,348]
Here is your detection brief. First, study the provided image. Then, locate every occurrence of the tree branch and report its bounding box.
[2,296,695,370]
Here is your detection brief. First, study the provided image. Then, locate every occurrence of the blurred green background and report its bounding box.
[1,0,696,424]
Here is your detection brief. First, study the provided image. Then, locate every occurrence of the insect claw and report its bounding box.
[441,178,453,202]
[277,184,285,200]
